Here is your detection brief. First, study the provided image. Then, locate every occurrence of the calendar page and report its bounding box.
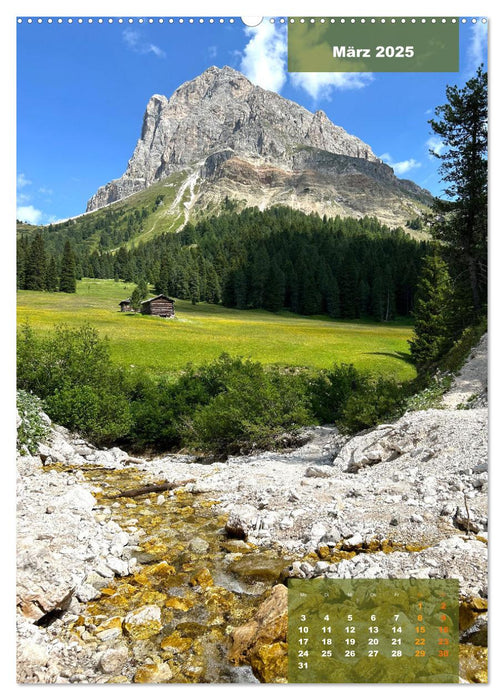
[16,11,488,686]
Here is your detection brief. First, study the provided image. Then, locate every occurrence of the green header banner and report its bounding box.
[288,18,460,72]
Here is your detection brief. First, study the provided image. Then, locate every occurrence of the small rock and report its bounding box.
[300,562,314,576]
[344,533,363,549]
[123,606,162,640]
[189,537,209,554]
[279,516,294,530]
[133,662,173,683]
[106,556,129,577]
[305,466,331,478]
[99,647,129,674]
[313,561,330,575]
[310,523,327,542]
[287,562,306,578]
[225,505,258,540]
[472,463,488,474]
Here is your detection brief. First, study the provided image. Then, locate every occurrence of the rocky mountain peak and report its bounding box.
[86,66,431,229]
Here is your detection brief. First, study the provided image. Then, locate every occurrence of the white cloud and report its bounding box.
[122,29,166,59]
[240,22,287,93]
[426,136,445,158]
[17,205,43,225]
[380,153,422,176]
[17,173,31,189]
[290,71,373,100]
[467,22,487,74]
[239,22,373,101]
[39,186,53,196]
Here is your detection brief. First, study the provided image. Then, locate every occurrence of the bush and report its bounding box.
[337,377,406,433]
[403,374,452,412]
[308,362,408,434]
[16,390,49,455]
[183,357,312,456]
[17,323,116,399]
[438,318,487,373]
[17,323,133,445]
[46,385,132,444]
[308,363,364,424]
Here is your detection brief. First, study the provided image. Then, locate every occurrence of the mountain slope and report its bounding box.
[86,66,431,231]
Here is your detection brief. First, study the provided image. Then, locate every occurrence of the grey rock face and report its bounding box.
[86,66,430,225]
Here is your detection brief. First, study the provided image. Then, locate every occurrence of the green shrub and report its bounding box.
[17,323,133,445]
[337,377,406,433]
[183,357,312,457]
[438,318,487,374]
[16,390,49,455]
[403,374,452,412]
[46,385,132,444]
[17,323,115,399]
[308,363,365,424]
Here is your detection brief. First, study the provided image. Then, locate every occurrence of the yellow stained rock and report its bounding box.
[143,561,176,578]
[459,645,488,683]
[115,583,138,597]
[133,662,173,683]
[96,616,123,632]
[250,642,288,683]
[131,589,167,608]
[190,568,213,588]
[105,675,130,684]
[165,596,194,612]
[123,606,163,641]
[161,631,193,653]
[229,584,287,665]
[100,588,116,596]
[317,545,331,559]
[473,669,488,683]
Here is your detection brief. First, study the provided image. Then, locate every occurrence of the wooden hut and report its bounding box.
[119,299,132,312]
[140,294,175,318]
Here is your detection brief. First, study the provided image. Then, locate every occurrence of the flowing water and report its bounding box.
[68,466,293,683]
[57,465,487,684]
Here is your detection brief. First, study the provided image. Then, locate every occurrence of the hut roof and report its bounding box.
[140,294,175,305]
[119,298,131,304]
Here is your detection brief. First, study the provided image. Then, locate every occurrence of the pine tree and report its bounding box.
[409,247,453,371]
[234,269,248,309]
[59,240,76,293]
[189,268,200,305]
[45,255,59,292]
[428,66,487,318]
[326,277,341,318]
[263,262,285,312]
[156,256,173,296]
[137,279,149,300]
[130,286,143,311]
[16,237,27,289]
[204,263,221,304]
[24,233,47,290]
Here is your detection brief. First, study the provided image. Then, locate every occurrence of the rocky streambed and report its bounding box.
[16,337,489,684]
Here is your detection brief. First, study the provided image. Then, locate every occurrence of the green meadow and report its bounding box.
[17,278,416,380]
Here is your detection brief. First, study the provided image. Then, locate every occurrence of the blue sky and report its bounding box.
[16,17,487,224]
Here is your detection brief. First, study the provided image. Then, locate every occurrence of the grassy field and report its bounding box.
[17,279,416,380]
